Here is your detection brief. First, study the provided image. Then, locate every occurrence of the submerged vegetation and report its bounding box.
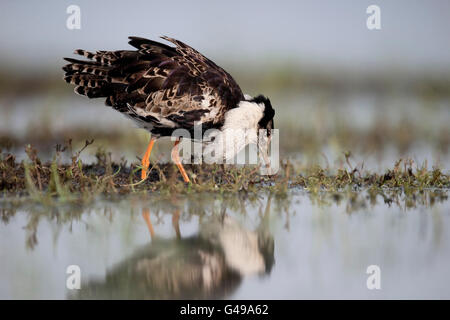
[0,158,448,251]
[1,141,448,207]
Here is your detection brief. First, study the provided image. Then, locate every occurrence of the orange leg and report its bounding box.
[141,137,156,180]
[172,209,181,239]
[171,139,190,183]
[142,208,155,240]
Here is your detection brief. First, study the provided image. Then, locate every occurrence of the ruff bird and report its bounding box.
[63,36,275,182]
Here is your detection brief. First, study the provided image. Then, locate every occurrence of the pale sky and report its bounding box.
[1,0,450,74]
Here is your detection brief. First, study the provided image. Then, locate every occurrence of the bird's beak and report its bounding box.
[258,132,272,174]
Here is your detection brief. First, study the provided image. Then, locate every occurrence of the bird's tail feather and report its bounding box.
[63,50,125,100]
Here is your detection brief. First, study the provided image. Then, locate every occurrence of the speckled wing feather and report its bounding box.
[63,36,244,136]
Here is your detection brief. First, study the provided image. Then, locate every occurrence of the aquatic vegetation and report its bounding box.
[0,142,448,206]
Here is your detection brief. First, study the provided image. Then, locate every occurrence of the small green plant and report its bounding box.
[0,144,448,206]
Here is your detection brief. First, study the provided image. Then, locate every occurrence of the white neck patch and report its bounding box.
[202,101,265,162]
[222,100,264,131]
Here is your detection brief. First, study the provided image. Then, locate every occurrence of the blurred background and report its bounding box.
[0,0,449,170]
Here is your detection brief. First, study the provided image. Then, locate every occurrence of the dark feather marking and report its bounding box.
[63,36,245,137]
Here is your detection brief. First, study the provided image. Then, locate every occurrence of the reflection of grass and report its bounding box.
[0,143,448,207]
[1,142,448,252]
[0,178,448,251]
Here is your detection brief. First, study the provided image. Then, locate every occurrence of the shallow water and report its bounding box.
[1,191,449,299]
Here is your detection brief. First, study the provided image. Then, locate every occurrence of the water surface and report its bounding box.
[1,191,449,299]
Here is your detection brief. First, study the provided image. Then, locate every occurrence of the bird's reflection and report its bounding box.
[72,197,274,299]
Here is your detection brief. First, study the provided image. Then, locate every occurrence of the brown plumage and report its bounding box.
[63,36,276,183]
[63,36,245,136]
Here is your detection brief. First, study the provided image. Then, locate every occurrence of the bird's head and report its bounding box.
[248,95,275,135]
[204,94,275,166]
[246,95,275,169]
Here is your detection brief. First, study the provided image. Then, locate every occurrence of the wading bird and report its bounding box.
[63,36,275,182]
